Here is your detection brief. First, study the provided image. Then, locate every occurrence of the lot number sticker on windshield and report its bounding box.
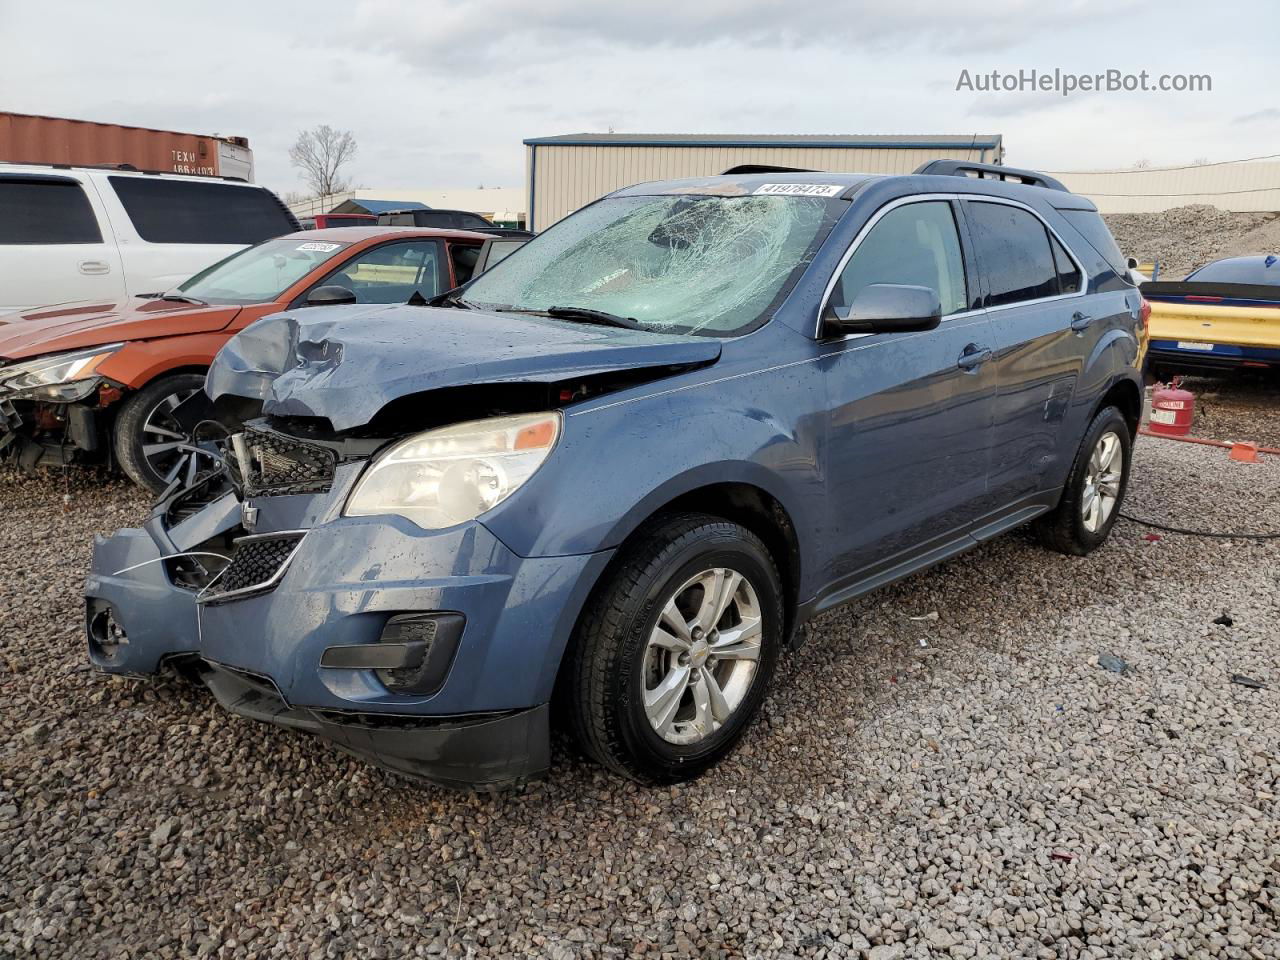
[297,242,341,252]
[753,183,845,197]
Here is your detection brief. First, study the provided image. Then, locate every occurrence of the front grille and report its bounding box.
[200,532,304,603]
[236,427,336,496]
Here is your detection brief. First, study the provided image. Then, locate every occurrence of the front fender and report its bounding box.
[479,350,826,590]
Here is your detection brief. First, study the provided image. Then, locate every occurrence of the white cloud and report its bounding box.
[0,0,1274,197]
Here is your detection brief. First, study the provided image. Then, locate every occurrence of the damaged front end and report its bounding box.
[0,347,126,470]
[84,305,719,788]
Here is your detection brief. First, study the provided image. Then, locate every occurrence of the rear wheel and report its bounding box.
[113,372,207,493]
[567,513,783,784]
[1035,405,1132,555]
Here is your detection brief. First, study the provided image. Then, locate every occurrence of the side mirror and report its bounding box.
[306,285,357,307]
[1126,256,1139,270]
[824,283,942,336]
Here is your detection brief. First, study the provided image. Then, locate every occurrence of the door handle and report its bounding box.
[78,260,110,276]
[1070,311,1093,333]
[957,344,993,371]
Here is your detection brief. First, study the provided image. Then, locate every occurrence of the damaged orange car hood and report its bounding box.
[0,298,242,360]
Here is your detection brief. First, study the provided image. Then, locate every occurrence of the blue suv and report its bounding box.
[85,162,1146,788]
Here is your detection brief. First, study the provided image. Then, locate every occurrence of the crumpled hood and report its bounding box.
[205,303,722,431]
[0,298,241,360]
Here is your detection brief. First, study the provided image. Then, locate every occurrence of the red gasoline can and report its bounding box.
[1148,383,1194,436]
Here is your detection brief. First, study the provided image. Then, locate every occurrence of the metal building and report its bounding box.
[523,133,1004,230]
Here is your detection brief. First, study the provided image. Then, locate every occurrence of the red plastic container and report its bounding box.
[1148,383,1195,436]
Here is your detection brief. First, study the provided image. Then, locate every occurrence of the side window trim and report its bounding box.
[961,198,1089,311]
[816,193,1091,338]
[949,198,986,313]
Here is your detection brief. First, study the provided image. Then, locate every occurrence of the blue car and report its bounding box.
[85,162,1146,788]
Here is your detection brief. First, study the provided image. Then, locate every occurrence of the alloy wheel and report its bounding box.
[1082,430,1123,533]
[140,388,200,485]
[642,567,763,745]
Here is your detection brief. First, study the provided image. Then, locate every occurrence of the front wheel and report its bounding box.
[566,513,784,784]
[1035,405,1132,555]
[112,372,207,493]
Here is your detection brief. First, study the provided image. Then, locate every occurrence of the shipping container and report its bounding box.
[0,112,254,181]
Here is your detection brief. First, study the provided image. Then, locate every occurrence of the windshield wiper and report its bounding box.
[545,305,644,330]
[158,293,208,306]
[426,291,476,310]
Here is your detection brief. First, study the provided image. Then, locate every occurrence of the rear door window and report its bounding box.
[832,200,969,317]
[0,179,102,244]
[967,202,1060,307]
[320,240,443,303]
[108,176,296,244]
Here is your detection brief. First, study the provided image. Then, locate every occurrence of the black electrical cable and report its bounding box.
[1118,512,1280,540]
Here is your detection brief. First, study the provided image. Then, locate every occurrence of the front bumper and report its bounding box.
[0,395,101,469]
[201,661,550,789]
[84,466,612,788]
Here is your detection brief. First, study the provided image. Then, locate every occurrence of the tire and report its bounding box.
[566,512,784,785]
[112,372,207,494]
[1035,405,1132,556]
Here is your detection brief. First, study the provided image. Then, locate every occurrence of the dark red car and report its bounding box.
[298,213,377,230]
[0,226,490,491]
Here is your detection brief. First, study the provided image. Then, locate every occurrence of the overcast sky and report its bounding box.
[3,0,1276,196]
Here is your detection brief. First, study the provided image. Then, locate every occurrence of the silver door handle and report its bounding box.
[957,344,992,370]
[1070,312,1093,332]
[78,260,110,275]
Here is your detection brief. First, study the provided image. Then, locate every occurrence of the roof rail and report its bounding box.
[913,159,1068,193]
[721,164,817,175]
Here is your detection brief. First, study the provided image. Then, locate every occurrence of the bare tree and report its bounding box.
[289,125,358,198]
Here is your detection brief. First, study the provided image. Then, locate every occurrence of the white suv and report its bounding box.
[0,165,298,313]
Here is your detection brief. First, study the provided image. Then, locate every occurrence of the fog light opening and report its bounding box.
[88,605,129,661]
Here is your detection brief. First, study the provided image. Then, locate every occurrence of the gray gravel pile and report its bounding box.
[2,434,1278,959]
[1104,205,1280,279]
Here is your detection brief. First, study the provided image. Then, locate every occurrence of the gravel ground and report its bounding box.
[2,428,1279,959]
[1104,205,1280,279]
[1167,374,1280,450]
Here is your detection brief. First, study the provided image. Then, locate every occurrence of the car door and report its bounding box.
[963,199,1095,514]
[307,239,446,305]
[0,173,126,311]
[820,197,997,587]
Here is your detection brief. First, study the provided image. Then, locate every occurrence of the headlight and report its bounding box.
[344,411,561,530]
[0,344,123,402]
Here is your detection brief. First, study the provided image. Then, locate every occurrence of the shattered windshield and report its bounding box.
[175,238,352,305]
[463,194,843,336]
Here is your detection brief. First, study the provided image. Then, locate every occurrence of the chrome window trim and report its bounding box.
[814,192,1090,340]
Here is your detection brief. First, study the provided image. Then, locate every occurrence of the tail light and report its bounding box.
[1139,298,1151,333]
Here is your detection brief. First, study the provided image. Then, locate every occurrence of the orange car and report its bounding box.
[0,226,490,491]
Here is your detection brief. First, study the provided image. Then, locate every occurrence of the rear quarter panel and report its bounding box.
[87,173,250,297]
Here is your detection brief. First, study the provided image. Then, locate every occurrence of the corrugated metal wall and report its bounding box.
[1048,160,1280,214]
[526,144,992,229]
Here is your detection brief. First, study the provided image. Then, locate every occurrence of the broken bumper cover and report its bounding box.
[84,492,612,788]
[202,662,550,789]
